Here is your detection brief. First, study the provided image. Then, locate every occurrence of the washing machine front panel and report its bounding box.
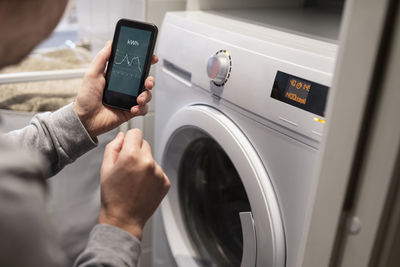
[158,105,285,267]
[158,12,337,142]
[154,11,337,267]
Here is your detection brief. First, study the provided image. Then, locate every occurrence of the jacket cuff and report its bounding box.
[48,103,97,161]
[87,224,142,266]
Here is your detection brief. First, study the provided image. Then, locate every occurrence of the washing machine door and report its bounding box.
[158,105,285,267]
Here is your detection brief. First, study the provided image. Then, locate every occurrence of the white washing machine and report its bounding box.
[153,10,338,267]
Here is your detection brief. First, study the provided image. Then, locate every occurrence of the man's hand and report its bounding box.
[99,129,170,240]
[73,42,159,138]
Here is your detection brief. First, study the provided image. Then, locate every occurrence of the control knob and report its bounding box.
[207,50,232,86]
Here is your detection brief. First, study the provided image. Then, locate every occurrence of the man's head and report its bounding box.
[0,0,69,69]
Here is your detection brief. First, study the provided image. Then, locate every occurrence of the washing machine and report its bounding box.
[153,10,338,267]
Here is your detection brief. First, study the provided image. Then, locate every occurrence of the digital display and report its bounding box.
[285,77,311,104]
[271,71,329,117]
[107,26,152,97]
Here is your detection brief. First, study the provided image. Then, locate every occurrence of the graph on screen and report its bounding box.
[112,49,142,78]
[107,26,151,96]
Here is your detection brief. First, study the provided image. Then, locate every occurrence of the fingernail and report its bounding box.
[116,131,124,139]
[131,106,139,113]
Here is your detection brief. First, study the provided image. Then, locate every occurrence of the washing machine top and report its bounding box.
[157,11,338,142]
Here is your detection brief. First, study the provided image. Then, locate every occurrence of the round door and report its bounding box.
[158,105,285,267]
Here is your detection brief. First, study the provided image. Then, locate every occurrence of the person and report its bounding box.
[0,0,170,266]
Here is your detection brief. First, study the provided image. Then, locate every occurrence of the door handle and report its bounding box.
[240,212,257,267]
[162,59,192,86]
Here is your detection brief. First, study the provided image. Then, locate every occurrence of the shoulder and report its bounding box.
[0,139,65,267]
[0,136,47,180]
[0,137,47,218]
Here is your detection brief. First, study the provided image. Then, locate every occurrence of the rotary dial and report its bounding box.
[207,50,232,86]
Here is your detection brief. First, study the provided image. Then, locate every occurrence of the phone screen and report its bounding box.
[107,26,152,97]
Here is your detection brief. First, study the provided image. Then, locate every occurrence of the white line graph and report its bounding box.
[114,53,142,73]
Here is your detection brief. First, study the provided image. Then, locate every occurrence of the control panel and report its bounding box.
[271,71,329,117]
[158,12,337,142]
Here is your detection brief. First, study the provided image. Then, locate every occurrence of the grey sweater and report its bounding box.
[0,103,141,267]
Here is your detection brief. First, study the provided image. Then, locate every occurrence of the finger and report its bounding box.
[131,104,148,116]
[137,90,152,106]
[141,139,153,156]
[102,132,125,170]
[121,128,143,155]
[120,110,135,121]
[89,41,112,76]
[151,55,159,65]
[154,161,164,177]
[155,164,165,182]
[154,162,170,192]
[144,77,155,90]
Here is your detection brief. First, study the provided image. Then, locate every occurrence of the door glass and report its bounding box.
[179,137,251,267]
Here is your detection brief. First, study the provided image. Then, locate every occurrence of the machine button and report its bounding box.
[207,50,232,86]
[279,117,298,126]
[311,130,322,136]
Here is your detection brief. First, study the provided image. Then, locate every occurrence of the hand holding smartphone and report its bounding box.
[103,19,158,111]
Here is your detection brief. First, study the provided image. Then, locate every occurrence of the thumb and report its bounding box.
[102,132,125,171]
[89,41,112,76]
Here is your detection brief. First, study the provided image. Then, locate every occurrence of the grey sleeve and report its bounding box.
[0,141,67,267]
[4,103,98,177]
[74,224,142,267]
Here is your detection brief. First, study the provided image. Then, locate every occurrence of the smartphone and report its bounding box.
[103,19,158,111]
